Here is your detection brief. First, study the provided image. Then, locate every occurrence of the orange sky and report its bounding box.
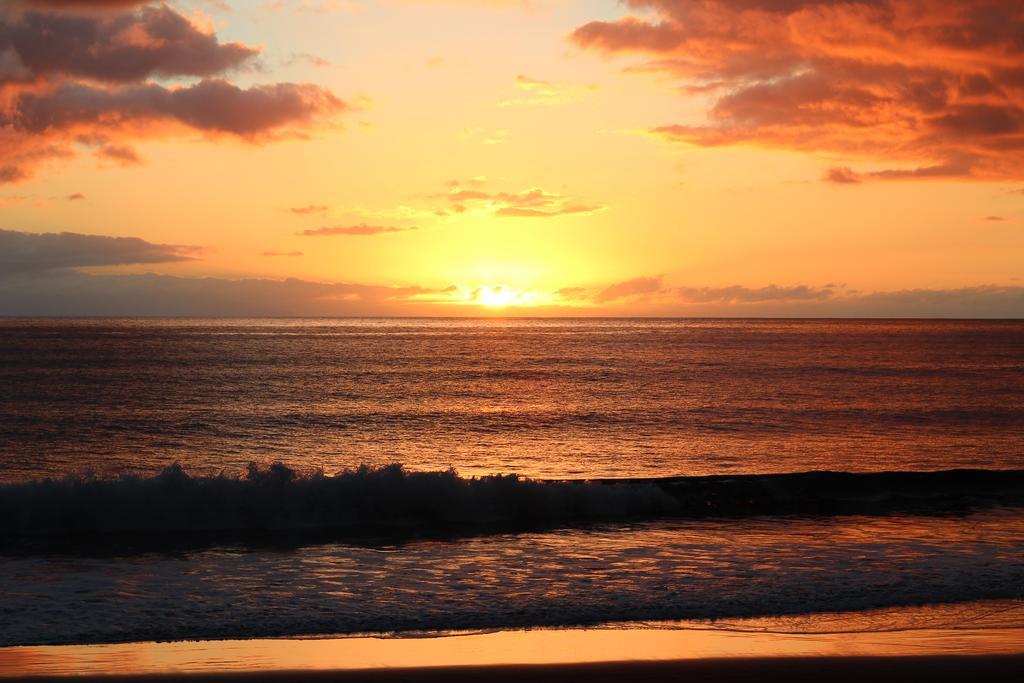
[0,0,1022,316]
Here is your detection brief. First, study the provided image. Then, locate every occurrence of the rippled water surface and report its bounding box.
[1,318,1022,647]
[2,510,1022,646]
[2,318,1022,480]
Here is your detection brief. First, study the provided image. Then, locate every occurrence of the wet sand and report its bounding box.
[11,655,1024,683]
[4,603,1023,681]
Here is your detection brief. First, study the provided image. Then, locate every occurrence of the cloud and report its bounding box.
[437,180,605,218]
[14,1,150,9]
[571,0,1024,182]
[494,204,603,218]
[456,126,508,145]
[555,277,1023,317]
[284,52,332,68]
[554,286,589,301]
[1,5,257,86]
[65,192,85,200]
[262,0,367,14]
[594,276,664,303]
[984,215,1006,221]
[499,74,598,106]
[587,278,838,305]
[0,270,443,317]
[96,143,142,165]
[9,79,344,138]
[842,286,1024,316]
[261,250,304,256]
[824,167,861,184]
[0,229,200,274]
[289,204,330,215]
[2,266,1020,317]
[673,284,836,304]
[0,2,347,183]
[300,224,419,236]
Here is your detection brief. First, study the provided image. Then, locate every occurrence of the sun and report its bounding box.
[479,285,515,308]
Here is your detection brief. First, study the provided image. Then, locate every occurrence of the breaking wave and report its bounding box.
[1,464,1023,540]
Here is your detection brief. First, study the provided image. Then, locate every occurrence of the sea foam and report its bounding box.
[2,464,1022,541]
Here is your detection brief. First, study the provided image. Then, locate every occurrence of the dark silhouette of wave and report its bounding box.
[1,464,1022,543]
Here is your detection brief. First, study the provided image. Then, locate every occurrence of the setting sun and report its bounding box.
[479,285,514,308]
[476,285,542,308]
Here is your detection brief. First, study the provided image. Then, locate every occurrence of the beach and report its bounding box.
[4,602,1024,680]
[9,656,1024,683]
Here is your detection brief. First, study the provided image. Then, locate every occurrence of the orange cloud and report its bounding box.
[0,2,347,183]
[572,0,1024,181]
[594,276,663,303]
[300,224,419,236]
[437,180,605,217]
[289,204,330,215]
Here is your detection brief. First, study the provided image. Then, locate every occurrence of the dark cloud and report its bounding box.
[0,5,257,86]
[2,267,1019,317]
[571,0,1024,182]
[9,79,344,138]
[300,225,419,236]
[837,286,1024,318]
[96,143,142,165]
[65,192,85,200]
[0,271,439,317]
[16,1,150,8]
[0,229,200,274]
[557,276,1022,317]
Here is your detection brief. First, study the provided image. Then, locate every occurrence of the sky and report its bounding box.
[1,0,1022,317]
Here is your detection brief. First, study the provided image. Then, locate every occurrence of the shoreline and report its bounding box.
[8,656,1024,683]
[3,601,1023,680]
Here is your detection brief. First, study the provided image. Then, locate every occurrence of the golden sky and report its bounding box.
[1,0,1022,316]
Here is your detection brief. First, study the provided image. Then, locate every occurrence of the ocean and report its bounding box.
[1,318,1022,646]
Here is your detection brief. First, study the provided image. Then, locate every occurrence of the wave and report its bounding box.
[1,464,1022,541]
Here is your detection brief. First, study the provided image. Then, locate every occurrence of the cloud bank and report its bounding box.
[1,270,1019,317]
[0,228,199,273]
[0,230,1019,317]
[557,275,1022,317]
